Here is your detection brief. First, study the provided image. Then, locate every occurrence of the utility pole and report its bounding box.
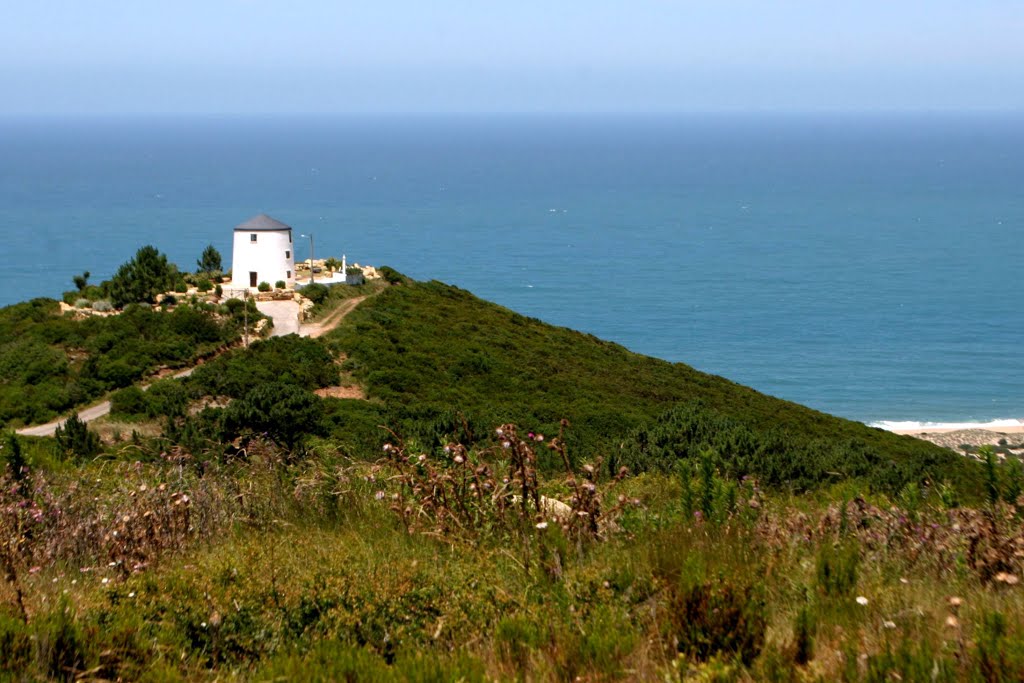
[301,233,314,285]
[243,288,249,348]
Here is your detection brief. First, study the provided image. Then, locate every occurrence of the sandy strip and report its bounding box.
[890,425,1024,435]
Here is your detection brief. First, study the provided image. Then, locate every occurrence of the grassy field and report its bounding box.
[1,274,1020,680]
[1,430,1022,681]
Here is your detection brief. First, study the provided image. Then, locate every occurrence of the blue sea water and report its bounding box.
[1,113,1021,427]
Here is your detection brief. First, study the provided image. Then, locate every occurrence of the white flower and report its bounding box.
[101,578,109,584]
[536,522,548,530]
[883,620,896,629]
[855,596,869,606]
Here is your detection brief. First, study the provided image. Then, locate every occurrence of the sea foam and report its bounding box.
[871,419,1024,432]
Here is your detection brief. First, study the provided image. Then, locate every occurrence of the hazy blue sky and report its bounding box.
[2,1,1022,114]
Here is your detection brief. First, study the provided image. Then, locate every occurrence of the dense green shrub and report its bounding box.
[196,278,213,293]
[54,413,101,461]
[189,335,339,400]
[257,281,271,292]
[223,382,325,450]
[107,245,177,307]
[0,298,237,427]
[300,283,329,305]
[196,244,223,275]
[325,280,979,494]
[377,266,406,285]
[275,280,286,290]
[110,386,148,417]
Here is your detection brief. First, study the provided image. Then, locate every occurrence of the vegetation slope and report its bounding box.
[3,273,1022,682]
[326,278,980,495]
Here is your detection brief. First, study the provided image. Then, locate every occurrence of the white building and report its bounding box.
[230,214,296,288]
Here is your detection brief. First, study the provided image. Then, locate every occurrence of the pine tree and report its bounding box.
[196,244,223,275]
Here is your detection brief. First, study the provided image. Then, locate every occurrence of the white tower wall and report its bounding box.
[231,227,295,288]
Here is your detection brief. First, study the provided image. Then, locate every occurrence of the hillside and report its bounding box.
[326,279,980,494]
[4,276,1022,681]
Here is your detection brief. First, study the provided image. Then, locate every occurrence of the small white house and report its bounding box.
[230,214,296,288]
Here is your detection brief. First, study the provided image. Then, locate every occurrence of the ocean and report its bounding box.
[1,113,1021,428]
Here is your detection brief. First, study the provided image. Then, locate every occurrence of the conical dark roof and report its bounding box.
[234,214,292,232]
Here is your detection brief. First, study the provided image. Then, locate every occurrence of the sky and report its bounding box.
[2,1,1023,115]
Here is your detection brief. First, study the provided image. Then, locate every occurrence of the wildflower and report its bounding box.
[417,454,427,463]
[995,572,1019,585]
[374,490,386,501]
[856,596,869,606]
[454,455,465,464]
[383,444,392,452]
[536,522,548,530]
[502,441,511,448]
[948,596,963,609]
[899,577,909,584]
[945,615,960,628]
[28,566,41,574]
[128,592,135,598]
[101,578,109,584]
[496,428,504,436]
[883,620,896,629]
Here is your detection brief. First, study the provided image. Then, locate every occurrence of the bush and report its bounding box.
[300,283,329,305]
[54,413,101,461]
[74,298,91,309]
[223,382,325,451]
[91,300,113,312]
[174,282,188,294]
[378,265,406,285]
[110,386,148,417]
[107,245,177,307]
[257,281,271,293]
[275,280,286,290]
[196,278,213,293]
[669,581,767,666]
[196,244,223,275]
[214,284,223,297]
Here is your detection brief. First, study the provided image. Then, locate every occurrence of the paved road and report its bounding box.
[16,294,368,438]
[255,300,302,337]
[15,367,195,438]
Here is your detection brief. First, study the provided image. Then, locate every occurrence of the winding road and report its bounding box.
[15,294,369,438]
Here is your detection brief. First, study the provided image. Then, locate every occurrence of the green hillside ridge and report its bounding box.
[326,278,979,494]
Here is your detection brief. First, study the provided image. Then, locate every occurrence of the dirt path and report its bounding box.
[302,296,367,338]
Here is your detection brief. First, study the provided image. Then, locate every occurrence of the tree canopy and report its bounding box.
[107,245,176,307]
[197,245,223,275]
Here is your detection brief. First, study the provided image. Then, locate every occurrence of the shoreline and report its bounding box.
[877,422,1024,452]
[888,424,1024,436]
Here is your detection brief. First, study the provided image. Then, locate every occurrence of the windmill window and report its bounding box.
[250,233,258,242]
[286,250,291,259]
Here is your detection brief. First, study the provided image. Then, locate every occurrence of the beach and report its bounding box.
[885,423,1024,451]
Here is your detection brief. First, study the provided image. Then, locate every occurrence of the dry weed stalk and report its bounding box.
[379,422,633,545]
